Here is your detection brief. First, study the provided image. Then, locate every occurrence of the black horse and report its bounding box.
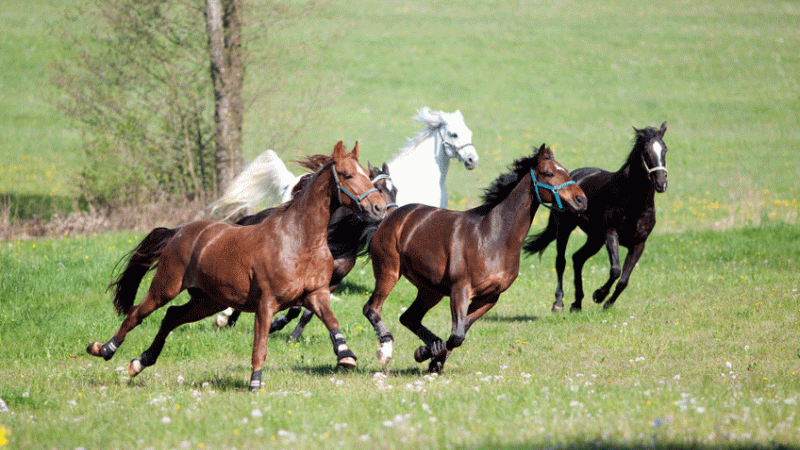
[524,122,668,312]
[219,162,398,337]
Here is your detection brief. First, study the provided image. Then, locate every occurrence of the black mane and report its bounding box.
[472,149,541,215]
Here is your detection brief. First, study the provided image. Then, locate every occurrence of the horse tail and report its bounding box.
[209,149,298,220]
[108,227,178,316]
[523,213,558,257]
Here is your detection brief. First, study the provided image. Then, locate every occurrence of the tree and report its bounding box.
[205,0,244,194]
[53,0,336,208]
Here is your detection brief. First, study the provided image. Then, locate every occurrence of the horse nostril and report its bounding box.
[372,202,386,218]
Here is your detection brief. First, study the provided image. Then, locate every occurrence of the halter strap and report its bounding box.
[531,168,577,211]
[370,173,398,209]
[331,165,378,211]
[642,154,668,177]
[437,127,475,154]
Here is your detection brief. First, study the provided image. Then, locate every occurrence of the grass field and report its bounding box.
[0,224,798,448]
[1,0,800,448]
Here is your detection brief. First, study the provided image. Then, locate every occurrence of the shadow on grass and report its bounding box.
[483,314,541,323]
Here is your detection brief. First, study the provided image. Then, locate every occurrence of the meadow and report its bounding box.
[1,0,799,448]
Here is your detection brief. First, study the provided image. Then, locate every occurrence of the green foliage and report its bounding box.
[52,0,217,206]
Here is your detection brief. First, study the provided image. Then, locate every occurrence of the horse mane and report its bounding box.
[624,125,661,169]
[393,107,448,157]
[473,147,541,215]
[286,154,336,199]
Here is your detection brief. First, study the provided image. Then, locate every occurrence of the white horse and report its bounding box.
[211,107,479,219]
[208,107,479,328]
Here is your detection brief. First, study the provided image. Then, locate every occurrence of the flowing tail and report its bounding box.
[523,213,558,257]
[108,227,178,316]
[210,149,299,220]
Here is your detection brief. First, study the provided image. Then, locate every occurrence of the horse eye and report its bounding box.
[545,172,554,177]
[449,132,458,139]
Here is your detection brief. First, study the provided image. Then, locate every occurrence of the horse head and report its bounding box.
[331,141,387,223]
[634,121,668,193]
[531,144,588,213]
[437,109,479,170]
[368,162,398,212]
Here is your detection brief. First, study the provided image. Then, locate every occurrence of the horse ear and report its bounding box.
[368,162,375,172]
[333,141,345,159]
[382,162,390,174]
[351,141,360,159]
[660,121,667,136]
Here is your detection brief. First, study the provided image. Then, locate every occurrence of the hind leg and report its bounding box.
[287,309,315,342]
[399,286,446,370]
[593,230,621,305]
[269,306,303,333]
[129,292,226,378]
[603,242,645,309]
[87,266,183,361]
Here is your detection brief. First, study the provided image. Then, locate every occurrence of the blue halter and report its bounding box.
[531,168,576,211]
[332,165,378,211]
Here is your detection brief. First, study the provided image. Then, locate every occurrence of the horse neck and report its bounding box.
[481,172,538,249]
[616,153,656,202]
[388,128,450,207]
[281,168,336,246]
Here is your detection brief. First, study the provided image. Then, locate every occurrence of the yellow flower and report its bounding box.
[0,426,9,446]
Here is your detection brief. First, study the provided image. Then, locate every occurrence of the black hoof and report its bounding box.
[414,345,432,363]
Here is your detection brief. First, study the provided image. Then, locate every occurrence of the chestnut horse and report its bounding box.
[363,144,587,373]
[219,162,399,334]
[524,123,668,312]
[87,142,386,390]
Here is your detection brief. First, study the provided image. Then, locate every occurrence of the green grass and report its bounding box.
[1,0,799,228]
[2,0,800,448]
[0,224,799,448]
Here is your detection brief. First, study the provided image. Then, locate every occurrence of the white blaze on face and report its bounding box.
[356,164,368,178]
[651,141,663,167]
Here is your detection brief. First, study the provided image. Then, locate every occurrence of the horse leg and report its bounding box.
[87,265,183,361]
[129,292,225,378]
[304,289,357,368]
[603,242,646,309]
[287,309,315,343]
[212,307,236,328]
[570,236,604,312]
[363,264,401,366]
[250,298,275,391]
[398,286,446,368]
[269,306,302,333]
[552,227,570,312]
[593,230,621,304]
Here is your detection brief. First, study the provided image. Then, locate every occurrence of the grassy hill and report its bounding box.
[1,0,798,231]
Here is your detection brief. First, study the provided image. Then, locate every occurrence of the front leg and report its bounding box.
[593,230,621,304]
[305,289,356,367]
[603,241,646,309]
[250,298,275,391]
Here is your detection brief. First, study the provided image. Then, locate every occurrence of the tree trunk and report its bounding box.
[206,0,244,194]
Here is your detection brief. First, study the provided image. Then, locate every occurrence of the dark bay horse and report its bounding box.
[363,144,587,373]
[87,142,387,390]
[524,122,668,312]
[220,162,398,337]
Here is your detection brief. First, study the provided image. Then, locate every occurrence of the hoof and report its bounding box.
[569,304,582,313]
[592,291,606,304]
[376,350,391,366]
[128,359,144,378]
[376,340,393,366]
[428,358,445,374]
[551,304,563,313]
[413,345,432,363]
[337,356,357,368]
[87,342,104,357]
[212,313,229,328]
